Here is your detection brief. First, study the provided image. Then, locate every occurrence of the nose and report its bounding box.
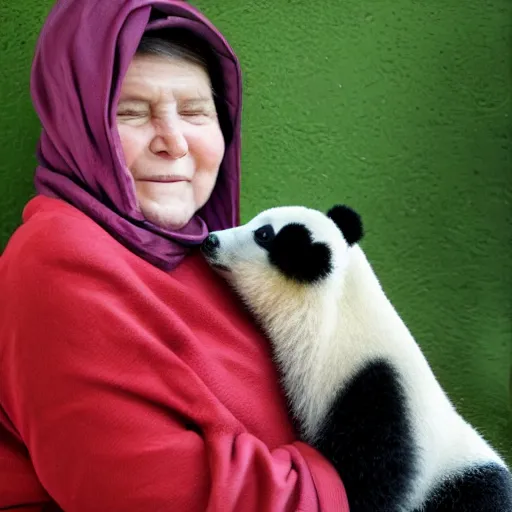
[201,234,220,257]
[155,117,189,159]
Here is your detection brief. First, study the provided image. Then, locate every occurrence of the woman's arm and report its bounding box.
[0,215,347,512]
[0,409,50,511]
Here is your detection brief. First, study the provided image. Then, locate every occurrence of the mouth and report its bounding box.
[211,262,231,272]
[202,255,231,273]
[140,176,190,183]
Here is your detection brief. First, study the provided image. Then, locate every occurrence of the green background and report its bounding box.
[1,0,511,465]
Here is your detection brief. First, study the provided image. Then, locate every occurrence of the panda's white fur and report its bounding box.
[201,204,512,512]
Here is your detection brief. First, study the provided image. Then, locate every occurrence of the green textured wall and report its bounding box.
[1,0,511,466]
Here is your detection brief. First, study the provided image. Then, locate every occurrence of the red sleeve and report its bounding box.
[0,212,348,512]
[0,408,50,511]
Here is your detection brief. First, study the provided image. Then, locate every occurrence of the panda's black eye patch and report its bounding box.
[254,224,275,249]
[268,223,332,284]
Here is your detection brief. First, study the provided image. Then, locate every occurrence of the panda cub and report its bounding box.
[201,204,512,512]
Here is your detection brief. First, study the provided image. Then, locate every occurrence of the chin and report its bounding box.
[139,201,195,231]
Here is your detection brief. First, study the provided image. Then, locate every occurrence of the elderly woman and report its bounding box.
[0,1,347,510]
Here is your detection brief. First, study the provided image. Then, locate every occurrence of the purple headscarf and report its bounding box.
[30,0,242,270]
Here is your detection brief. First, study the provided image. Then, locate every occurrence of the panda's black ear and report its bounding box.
[268,223,332,284]
[327,205,364,246]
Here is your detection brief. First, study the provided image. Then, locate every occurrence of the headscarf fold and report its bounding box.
[30,0,242,270]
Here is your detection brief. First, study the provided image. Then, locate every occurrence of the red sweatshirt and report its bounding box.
[0,196,348,511]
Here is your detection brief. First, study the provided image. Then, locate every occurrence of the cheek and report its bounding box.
[190,124,225,172]
[117,125,147,173]
[190,124,226,200]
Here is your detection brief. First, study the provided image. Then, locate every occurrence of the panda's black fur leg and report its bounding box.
[312,358,418,512]
[414,462,512,512]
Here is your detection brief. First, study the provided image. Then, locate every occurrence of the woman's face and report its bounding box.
[116,53,225,230]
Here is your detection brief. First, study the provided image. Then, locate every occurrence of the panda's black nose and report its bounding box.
[201,234,220,257]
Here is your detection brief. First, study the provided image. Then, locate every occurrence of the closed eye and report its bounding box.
[180,109,217,123]
[116,111,149,127]
[181,110,209,118]
[117,111,147,117]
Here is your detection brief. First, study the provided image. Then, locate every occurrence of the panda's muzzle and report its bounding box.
[201,234,231,272]
[201,234,220,258]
